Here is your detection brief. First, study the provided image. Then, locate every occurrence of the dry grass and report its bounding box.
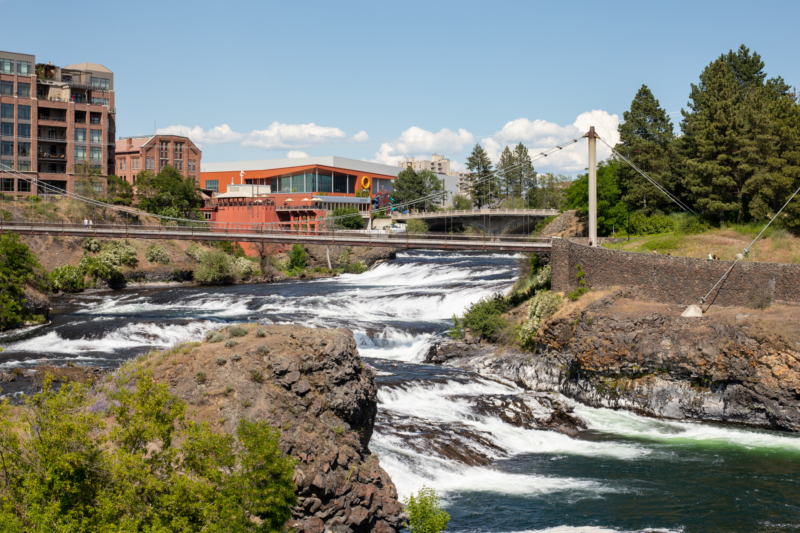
[604,229,800,264]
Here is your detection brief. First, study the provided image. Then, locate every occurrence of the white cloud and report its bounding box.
[350,130,369,143]
[155,122,363,151]
[372,127,474,165]
[287,150,309,158]
[372,112,619,174]
[155,124,243,146]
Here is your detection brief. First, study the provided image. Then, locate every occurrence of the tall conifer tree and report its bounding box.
[466,144,498,208]
[615,85,677,214]
[496,146,516,198]
[513,143,537,206]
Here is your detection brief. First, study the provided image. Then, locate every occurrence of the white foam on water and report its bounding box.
[75,293,255,319]
[2,320,217,356]
[354,328,437,362]
[503,528,684,533]
[575,404,800,453]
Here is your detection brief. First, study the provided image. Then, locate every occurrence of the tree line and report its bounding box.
[564,44,800,235]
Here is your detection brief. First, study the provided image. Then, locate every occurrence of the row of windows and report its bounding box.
[91,97,109,106]
[271,169,357,194]
[0,104,31,120]
[0,123,30,137]
[205,180,219,192]
[0,59,32,76]
[1,141,30,157]
[74,129,102,142]
[90,77,110,90]
[0,177,32,191]
[0,81,31,98]
[74,146,103,161]
[0,160,32,174]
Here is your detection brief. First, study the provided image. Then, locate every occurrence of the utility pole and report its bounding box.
[583,126,599,245]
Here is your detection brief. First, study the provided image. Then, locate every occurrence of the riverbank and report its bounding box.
[431,287,800,432]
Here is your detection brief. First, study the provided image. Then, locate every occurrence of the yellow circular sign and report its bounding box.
[361,176,371,190]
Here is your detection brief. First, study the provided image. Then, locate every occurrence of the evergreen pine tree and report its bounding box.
[496,146,516,199]
[615,85,677,214]
[513,143,537,207]
[466,144,499,208]
[391,167,426,210]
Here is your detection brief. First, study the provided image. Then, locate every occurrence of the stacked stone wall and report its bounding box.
[550,238,800,306]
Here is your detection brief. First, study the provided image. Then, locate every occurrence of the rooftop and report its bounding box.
[201,156,403,177]
[63,62,112,73]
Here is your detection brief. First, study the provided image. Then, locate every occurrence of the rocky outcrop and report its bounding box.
[541,210,587,238]
[148,324,406,533]
[304,244,396,269]
[429,291,800,431]
[21,284,49,322]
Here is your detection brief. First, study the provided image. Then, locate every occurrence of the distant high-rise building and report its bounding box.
[398,153,469,199]
[0,50,115,195]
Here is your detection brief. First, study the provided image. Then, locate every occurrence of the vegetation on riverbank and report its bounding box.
[0,233,49,331]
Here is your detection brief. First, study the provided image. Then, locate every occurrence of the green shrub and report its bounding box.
[676,216,711,235]
[0,233,48,331]
[287,244,307,270]
[224,339,237,349]
[567,263,588,301]
[228,326,248,337]
[0,372,297,531]
[403,486,450,533]
[81,237,101,253]
[231,353,242,362]
[256,345,269,356]
[533,215,557,235]
[339,261,367,274]
[449,315,464,339]
[1,209,11,221]
[519,291,563,347]
[145,243,170,265]
[406,219,429,234]
[216,357,227,366]
[49,265,84,293]
[255,328,266,338]
[186,242,207,262]
[462,293,510,342]
[98,240,138,268]
[194,249,236,285]
[79,253,123,283]
[234,257,261,279]
[333,206,365,229]
[627,213,676,236]
[208,332,227,343]
[195,370,207,383]
[249,369,263,383]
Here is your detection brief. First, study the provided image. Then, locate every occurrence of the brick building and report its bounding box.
[0,50,115,195]
[114,134,201,184]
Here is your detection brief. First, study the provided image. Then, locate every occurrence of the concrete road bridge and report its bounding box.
[391,208,558,235]
[0,221,552,253]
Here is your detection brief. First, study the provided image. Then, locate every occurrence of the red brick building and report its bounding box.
[0,50,116,195]
[114,134,201,185]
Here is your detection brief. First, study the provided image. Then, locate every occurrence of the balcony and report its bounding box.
[38,152,66,160]
[39,134,67,142]
[38,114,67,122]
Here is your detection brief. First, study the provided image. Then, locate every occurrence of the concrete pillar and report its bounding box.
[585,126,598,245]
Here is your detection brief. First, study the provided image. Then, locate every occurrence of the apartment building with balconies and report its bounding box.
[114,135,201,185]
[0,50,116,196]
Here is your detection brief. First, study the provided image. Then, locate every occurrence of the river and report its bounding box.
[1,251,799,532]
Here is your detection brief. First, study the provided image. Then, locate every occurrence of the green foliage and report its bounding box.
[208,332,227,343]
[196,370,207,383]
[249,369,263,383]
[567,264,589,301]
[82,237,101,252]
[216,357,227,366]
[564,159,628,236]
[106,174,134,206]
[135,167,203,218]
[465,143,498,208]
[145,243,170,265]
[287,244,307,270]
[392,168,443,211]
[0,371,297,532]
[186,242,207,262]
[332,206,365,229]
[676,215,711,235]
[49,265,84,293]
[99,240,138,268]
[255,328,266,338]
[403,485,450,533]
[496,143,537,204]
[533,215,557,235]
[194,249,236,285]
[225,339,238,349]
[256,345,269,356]
[406,219,429,234]
[448,315,464,339]
[79,253,122,283]
[0,233,48,331]
[339,261,368,274]
[626,213,676,236]
[519,290,563,348]
[234,257,261,279]
[451,194,471,210]
[229,326,248,337]
[462,293,510,342]
[1,209,11,221]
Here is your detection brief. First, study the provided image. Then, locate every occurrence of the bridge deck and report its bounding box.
[392,208,559,219]
[1,222,552,252]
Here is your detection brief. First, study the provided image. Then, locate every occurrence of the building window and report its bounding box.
[92,182,103,193]
[0,159,12,171]
[90,113,101,124]
[75,146,86,160]
[1,104,13,119]
[18,105,30,120]
[18,124,30,138]
[18,178,30,192]
[205,180,219,192]
[90,77,109,90]
[74,111,86,123]
[91,97,109,106]
[0,178,13,192]
[18,142,30,157]
[133,158,139,170]
[0,59,12,74]
[90,147,101,161]
[17,61,31,76]
[17,160,30,172]
[90,130,102,143]
[0,123,11,137]
[75,128,86,142]
[1,141,13,157]
[18,83,30,98]
[0,81,12,96]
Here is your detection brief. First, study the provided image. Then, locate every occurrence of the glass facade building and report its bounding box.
[270,167,357,194]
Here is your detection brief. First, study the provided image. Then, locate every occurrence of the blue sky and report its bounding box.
[8,0,800,175]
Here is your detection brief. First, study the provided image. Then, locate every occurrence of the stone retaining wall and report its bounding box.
[550,238,800,306]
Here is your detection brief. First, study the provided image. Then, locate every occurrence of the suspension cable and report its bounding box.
[700,183,800,309]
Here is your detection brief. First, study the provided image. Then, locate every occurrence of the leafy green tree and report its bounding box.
[418,170,444,211]
[0,371,297,532]
[0,233,48,330]
[514,143,537,205]
[403,486,450,533]
[466,144,498,208]
[194,249,236,285]
[406,219,429,234]
[287,244,307,270]
[616,85,678,214]
[106,174,133,206]
[332,206,365,229]
[564,159,627,235]
[136,166,202,217]
[533,173,570,210]
[451,194,471,210]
